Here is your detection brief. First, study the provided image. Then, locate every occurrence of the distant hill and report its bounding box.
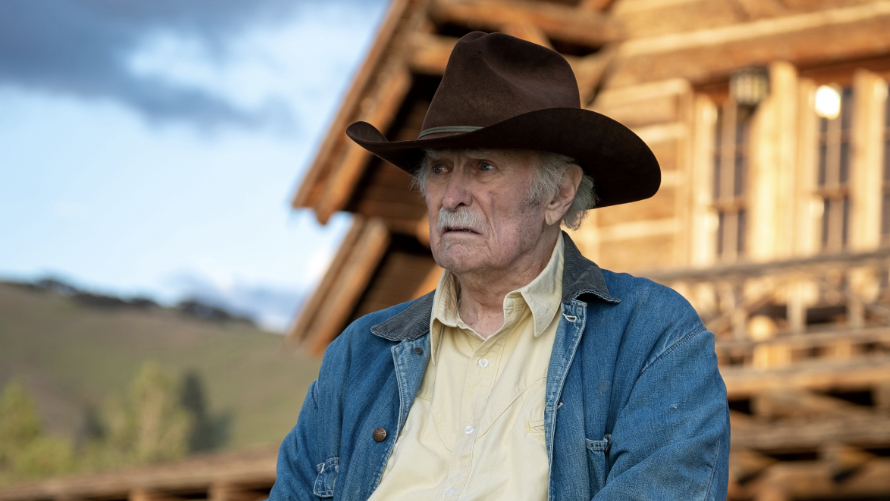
[0,281,322,451]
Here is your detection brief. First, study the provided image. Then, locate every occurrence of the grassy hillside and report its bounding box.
[0,282,322,451]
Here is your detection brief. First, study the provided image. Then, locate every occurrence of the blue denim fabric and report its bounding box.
[270,234,730,500]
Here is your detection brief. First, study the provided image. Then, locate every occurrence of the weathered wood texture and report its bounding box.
[0,448,277,501]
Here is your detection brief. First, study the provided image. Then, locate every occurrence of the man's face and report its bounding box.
[423,149,550,277]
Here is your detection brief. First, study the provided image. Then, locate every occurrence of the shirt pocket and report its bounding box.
[313,457,339,498]
[526,418,545,434]
[586,435,611,492]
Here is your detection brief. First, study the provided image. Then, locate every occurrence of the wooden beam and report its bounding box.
[430,0,620,48]
[735,458,890,500]
[722,356,890,398]
[609,1,890,88]
[732,414,890,453]
[579,0,617,12]
[729,449,777,483]
[501,22,552,49]
[751,388,864,419]
[823,443,876,480]
[292,0,415,210]
[643,245,890,283]
[306,217,390,356]
[0,448,277,501]
[315,66,413,224]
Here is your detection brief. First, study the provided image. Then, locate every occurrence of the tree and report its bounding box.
[103,361,193,464]
[0,381,73,480]
[178,370,230,452]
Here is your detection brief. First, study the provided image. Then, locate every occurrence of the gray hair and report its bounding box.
[412,149,596,230]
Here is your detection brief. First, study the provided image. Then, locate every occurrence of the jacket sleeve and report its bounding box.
[593,328,730,501]
[268,381,323,501]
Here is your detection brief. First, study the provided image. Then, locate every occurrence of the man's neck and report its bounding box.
[454,231,560,338]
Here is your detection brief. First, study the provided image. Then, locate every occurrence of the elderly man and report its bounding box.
[271,32,729,500]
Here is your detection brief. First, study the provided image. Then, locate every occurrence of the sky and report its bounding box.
[0,0,391,332]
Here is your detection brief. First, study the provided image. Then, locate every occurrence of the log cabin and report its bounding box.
[3,1,890,500]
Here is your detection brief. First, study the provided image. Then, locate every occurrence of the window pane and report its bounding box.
[734,155,745,198]
[736,209,747,255]
[821,199,831,248]
[884,139,890,182]
[842,196,851,246]
[818,142,828,186]
[713,155,722,201]
[839,140,850,185]
[717,211,725,257]
[882,193,890,236]
[841,87,854,131]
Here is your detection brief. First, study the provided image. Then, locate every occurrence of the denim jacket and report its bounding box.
[270,235,730,500]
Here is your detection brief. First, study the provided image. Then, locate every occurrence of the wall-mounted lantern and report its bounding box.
[814,84,842,119]
[729,67,770,108]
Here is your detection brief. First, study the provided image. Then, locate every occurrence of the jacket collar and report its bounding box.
[370,232,619,342]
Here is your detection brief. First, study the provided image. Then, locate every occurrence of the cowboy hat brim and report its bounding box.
[346,107,660,209]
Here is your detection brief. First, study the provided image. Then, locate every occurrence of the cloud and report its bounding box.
[170,271,307,333]
[0,0,344,129]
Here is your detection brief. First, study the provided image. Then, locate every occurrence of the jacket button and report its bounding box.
[414,347,423,355]
[373,427,387,442]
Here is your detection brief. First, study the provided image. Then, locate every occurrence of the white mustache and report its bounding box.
[437,208,484,233]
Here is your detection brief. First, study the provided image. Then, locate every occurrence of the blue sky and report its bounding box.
[0,0,390,331]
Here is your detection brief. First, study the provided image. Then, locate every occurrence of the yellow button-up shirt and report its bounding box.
[368,234,565,501]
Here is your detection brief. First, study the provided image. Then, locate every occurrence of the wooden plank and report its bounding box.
[823,443,875,480]
[849,69,888,252]
[593,78,691,110]
[501,22,552,49]
[579,0,617,12]
[407,32,455,76]
[751,388,865,419]
[429,0,620,47]
[735,458,890,500]
[609,1,890,88]
[306,218,390,356]
[732,414,890,453]
[316,66,413,224]
[642,245,890,282]
[721,356,890,398]
[0,448,277,501]
[292,0,415,210]
[729,449,777,483]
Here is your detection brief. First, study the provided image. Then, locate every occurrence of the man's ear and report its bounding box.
[544,164,583,226]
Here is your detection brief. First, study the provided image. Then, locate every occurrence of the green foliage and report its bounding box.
[179,370,231,452]
[100,361,193,464]
[0,382,73,481]
[0,382,42,461]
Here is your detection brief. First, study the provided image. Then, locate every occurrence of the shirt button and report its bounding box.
[373,427,387,442]
[445,487,456,496]
[465,425,475,434]
[478,358,489,368]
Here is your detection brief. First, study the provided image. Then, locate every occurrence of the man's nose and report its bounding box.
[441,170,472,210]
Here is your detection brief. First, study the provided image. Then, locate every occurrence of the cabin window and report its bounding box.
[713,101,751,261]
[815,85,854,252]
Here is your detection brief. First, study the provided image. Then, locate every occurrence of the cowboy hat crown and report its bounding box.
[346,31,660,208]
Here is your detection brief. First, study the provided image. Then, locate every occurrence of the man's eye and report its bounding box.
[432,164,445,174]
[480,162,494,172]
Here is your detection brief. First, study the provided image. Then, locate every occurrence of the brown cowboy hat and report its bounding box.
[345,31,660,208]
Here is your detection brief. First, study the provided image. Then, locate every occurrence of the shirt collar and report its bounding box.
[427,233,565,363]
